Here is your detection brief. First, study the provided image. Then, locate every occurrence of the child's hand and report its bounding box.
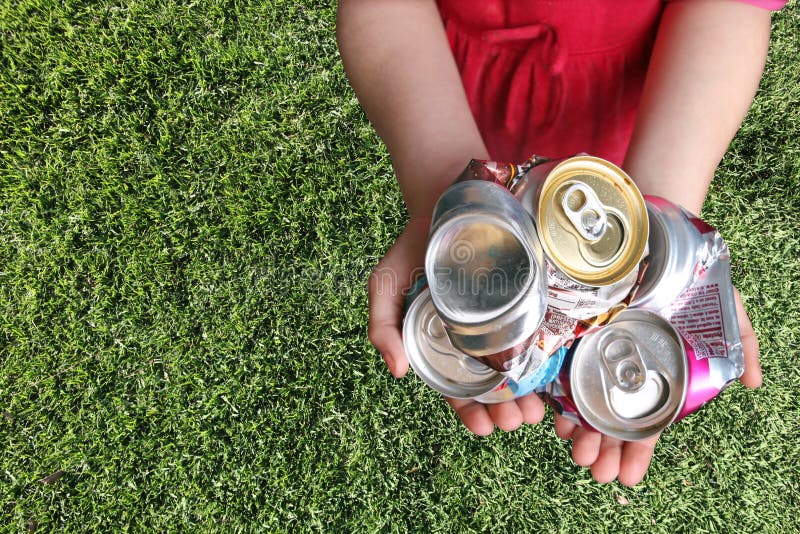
[368,216,547,434]
[552,288,761,486]
[367,217,429,379]
[552,415,660,487]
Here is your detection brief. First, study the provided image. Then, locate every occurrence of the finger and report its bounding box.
[368,289,408,378]
[734,289,762,388]
[367,226,427,378]
[617,434,659,487]
[515,394,546,425]
[589,436,623,484]
[367,258,410,378]
[486,401,524,432]
[375,218,431,378]
[570,426,602,466]
[446,397,495,436]
[553,413,577,440]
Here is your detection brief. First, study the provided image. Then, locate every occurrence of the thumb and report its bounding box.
[368,265,409,378]
[367,219,430,378]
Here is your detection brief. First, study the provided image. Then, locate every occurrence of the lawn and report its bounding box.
[1,0,799,531]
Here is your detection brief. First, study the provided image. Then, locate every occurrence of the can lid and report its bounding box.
[568,309,688,441]
[403,288,505,399]
[537,156,648,286]
[424,179,547,359]
[427,212,532,323]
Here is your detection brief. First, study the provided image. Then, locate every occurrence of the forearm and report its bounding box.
[623,0,771,215]
[336,0,489,218]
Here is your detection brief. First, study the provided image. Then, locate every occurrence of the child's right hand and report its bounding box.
[367,217,430,380]
[367,216,547,435]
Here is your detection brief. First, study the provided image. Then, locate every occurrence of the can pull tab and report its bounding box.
[599,332,648,393]
[561,183,608,241]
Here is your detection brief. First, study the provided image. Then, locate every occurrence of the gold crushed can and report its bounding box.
[516,155,649,320]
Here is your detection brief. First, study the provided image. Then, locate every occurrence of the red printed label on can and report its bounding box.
[667,283,728,360]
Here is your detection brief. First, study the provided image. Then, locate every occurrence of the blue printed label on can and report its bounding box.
[509,346,569,397]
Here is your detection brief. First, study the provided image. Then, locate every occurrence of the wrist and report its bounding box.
[622,157,709,216]
[400,151,488,219]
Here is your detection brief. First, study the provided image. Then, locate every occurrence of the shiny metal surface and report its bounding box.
[425,180,547,364]
[567,308,688,441]
[535,156,648,287]
[403,288,505,399]
[427,214,530,322]
[632,196,704,312]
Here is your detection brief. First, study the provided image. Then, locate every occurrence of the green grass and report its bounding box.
[1,0,799,531]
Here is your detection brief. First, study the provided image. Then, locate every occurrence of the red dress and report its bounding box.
[437,0,664,166]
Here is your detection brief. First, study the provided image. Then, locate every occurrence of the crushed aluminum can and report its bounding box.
[631,196,707,313]
[403,285,505,399]
[545,308,689,441]
[424,179,547,376]
[529,156,648,286]
[454,154,552,193]
[515,155,649,320]
[629,196,745,415]
[402,284,565,402]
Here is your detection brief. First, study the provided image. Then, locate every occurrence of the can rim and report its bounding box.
[537,156,648,286]
[403,288,506,399]
[568,308,689,441]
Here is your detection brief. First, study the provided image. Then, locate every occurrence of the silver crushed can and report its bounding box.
[403,286,534,403]
[631,195,744,378]
[403,286,505,399]
[631,196,706,312]
[545,309,689,441]
[424,179,547,374]
[630,196,745,413]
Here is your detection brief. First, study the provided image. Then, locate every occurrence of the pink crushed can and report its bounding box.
[545,309,690,441]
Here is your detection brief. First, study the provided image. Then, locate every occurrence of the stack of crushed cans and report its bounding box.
[403,155,744,441]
